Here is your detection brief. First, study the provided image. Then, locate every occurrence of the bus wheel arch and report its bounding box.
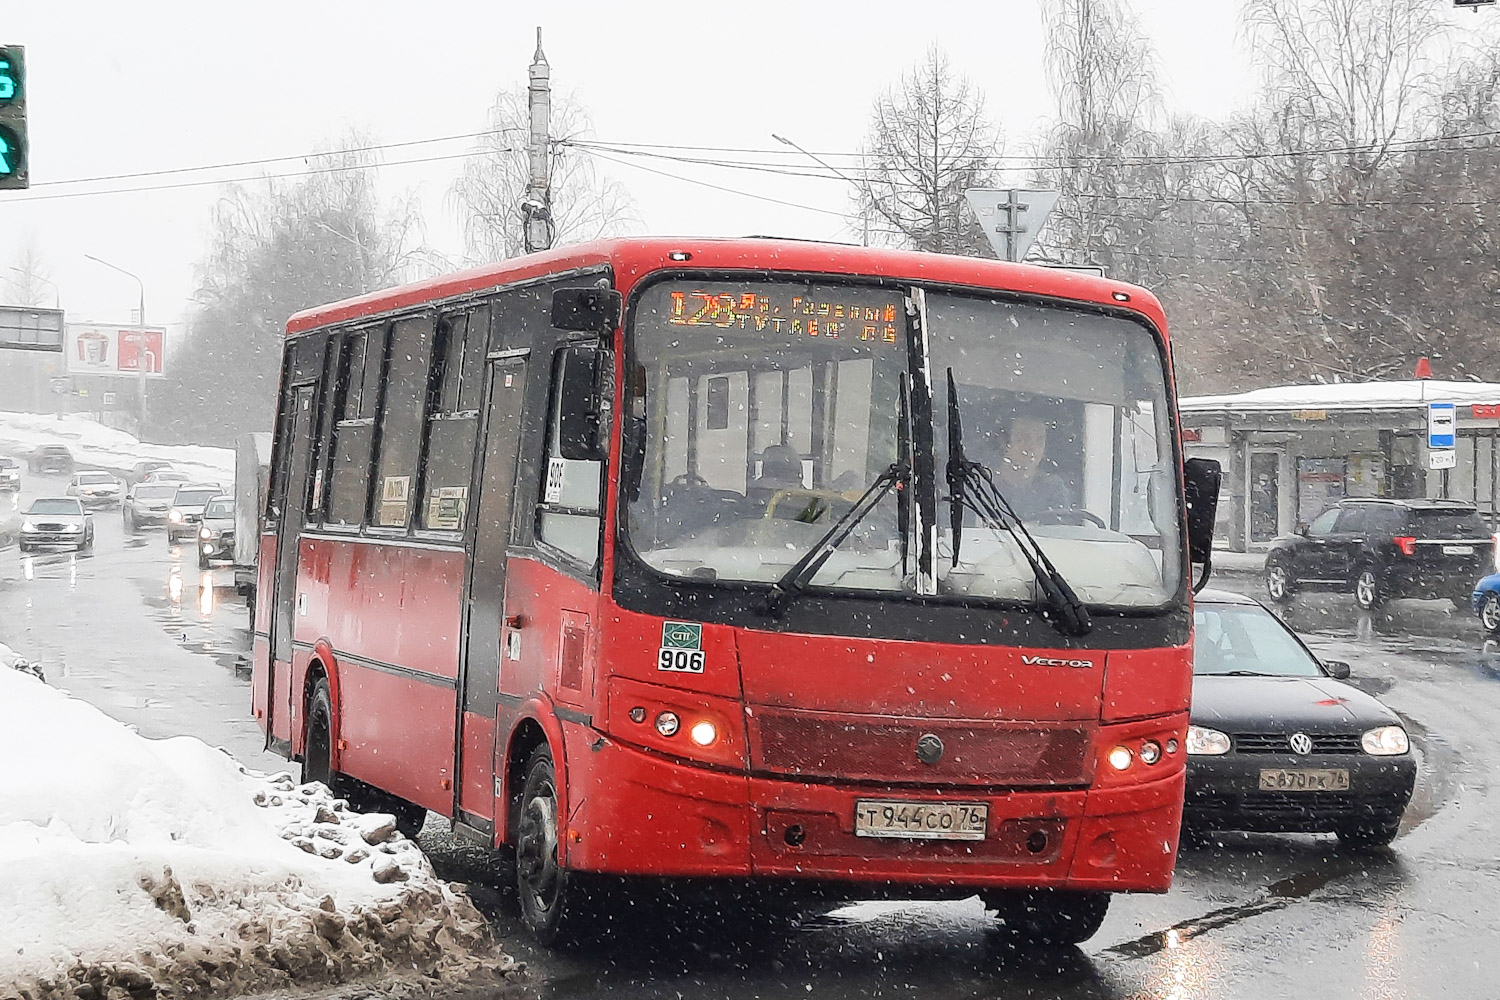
[503,712,569,847]
[299,644,342,769]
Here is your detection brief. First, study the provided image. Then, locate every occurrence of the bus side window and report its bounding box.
[537,345,604,572]
[419,309,483,531]
[327,328,381,528]
[370,315,436,529]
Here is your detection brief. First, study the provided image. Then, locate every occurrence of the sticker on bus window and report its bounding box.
[545,457,566,504]
[426,486,468,530]
[378,475,411,526]
[658,621,705,673]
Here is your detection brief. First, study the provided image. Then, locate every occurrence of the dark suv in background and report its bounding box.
[1266,499,1495,610]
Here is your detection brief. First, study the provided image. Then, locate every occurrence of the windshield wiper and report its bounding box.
[945,369,1091,637]
[762,380,912,618]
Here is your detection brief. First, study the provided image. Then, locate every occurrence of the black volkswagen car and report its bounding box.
[1185,590,1415,848]
[1264,498,1494,610]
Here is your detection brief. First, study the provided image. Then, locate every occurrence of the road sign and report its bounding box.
[0,44,27,191]
[1428,402,1456,449]
[965,189,1059,262]
[1430,448,1458,470]
[0,305,63,351]
[65,324,167,377]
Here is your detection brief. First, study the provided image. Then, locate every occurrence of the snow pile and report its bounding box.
[0,411,234,485]
[0,667,520,999]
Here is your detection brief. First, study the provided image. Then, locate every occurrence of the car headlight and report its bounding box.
[21,519,36,532]
[200,526,213,540]
[1186,725,1232,756]
[169,510,184,523]
[62,523,81,533]
[1362,725,1410,756]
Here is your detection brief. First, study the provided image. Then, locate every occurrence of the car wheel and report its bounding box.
[1482,594,1500,633]
[515,744,588,945]
[1354,567,1383,610]
[1265,558,1296,603]
[1335,813,1402,851]
[984,889,1111,945]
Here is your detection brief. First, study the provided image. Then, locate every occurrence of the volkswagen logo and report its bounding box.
[1289,732,1314,756]
[915,733,945,765]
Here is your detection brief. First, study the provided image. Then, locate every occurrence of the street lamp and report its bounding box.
[5,266,59,308]
[772,133,869,246]
[83,253,148,438]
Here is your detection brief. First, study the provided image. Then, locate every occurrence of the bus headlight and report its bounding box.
[1362,726,1409,756]
[1106,746,1133,770]
[689,720,718,747]
[1186,726,1231,756]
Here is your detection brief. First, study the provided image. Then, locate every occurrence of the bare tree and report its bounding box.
[153,136,426,444]
[857,46,1001,255]
[3,233,53,307]
[448,89,638,263]
[1031,0,1169,273]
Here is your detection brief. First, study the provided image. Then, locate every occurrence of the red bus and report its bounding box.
[251,238,1219,944]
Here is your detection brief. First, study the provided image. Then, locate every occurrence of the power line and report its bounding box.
[3,147,511,204]
[583,148,848,219]
[575,127,1500,167]
[28,127,520,190]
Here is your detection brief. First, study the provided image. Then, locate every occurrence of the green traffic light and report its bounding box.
[0,124,22,177]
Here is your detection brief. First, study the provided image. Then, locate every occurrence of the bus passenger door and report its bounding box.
[268,384,317,743]
[456,356,528,829]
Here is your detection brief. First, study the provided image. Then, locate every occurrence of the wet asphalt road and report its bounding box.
[3,467,1499,999]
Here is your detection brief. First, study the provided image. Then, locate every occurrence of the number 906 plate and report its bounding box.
[854,799,989,840]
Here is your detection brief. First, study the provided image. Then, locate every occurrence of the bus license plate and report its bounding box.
[853,800,988,840]
[1443,545,1474,555]
[1258,768,1350,791]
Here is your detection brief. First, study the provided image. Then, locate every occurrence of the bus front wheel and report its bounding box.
[983,888,1111,945]
[515,744,586,945]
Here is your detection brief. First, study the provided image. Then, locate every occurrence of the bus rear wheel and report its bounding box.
[984,888,1111,945]
[302,678,426,838]
[515,745,586,945]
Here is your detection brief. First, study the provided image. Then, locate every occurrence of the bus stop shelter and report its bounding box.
[1180,378,1500,551]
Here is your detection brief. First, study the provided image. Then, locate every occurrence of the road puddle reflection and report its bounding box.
[198,572,214,616]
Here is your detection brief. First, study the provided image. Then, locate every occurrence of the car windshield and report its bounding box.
[173,489,218,506]
[1193,602,1323,677]
[76,473,112,484]
[623,278,1180,608]
[203,500,233,517]
[134,486,176,500]
[0,458,17,468]
[27,499,82,516]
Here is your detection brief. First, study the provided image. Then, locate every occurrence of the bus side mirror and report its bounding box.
[552,287,622,334]
[1184,457,1222,565]
[556,346,613,463]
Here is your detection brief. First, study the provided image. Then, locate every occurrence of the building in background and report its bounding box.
[1182,372,1500,551]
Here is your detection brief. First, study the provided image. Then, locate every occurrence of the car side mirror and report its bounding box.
[1183,457,1222,565]
[555,345,613,463]
[1323,659,1351,679]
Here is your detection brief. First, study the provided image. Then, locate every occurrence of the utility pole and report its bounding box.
[523,28,553,253]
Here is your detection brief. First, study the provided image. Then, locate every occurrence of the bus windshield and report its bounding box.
[624,277,1182,609]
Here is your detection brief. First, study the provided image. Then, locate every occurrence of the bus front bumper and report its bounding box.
[561,729,1183,894]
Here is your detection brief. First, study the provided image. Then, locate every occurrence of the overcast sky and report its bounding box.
[0,0,1356,337]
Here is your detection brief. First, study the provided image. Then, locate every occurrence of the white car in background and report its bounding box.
[19,497,94,553]
[66,471,123,509]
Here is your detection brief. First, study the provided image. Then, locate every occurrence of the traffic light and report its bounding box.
[0,44,27,190]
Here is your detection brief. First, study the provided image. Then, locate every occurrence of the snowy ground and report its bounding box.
[0,411,234,486]
[0,665,523,999]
